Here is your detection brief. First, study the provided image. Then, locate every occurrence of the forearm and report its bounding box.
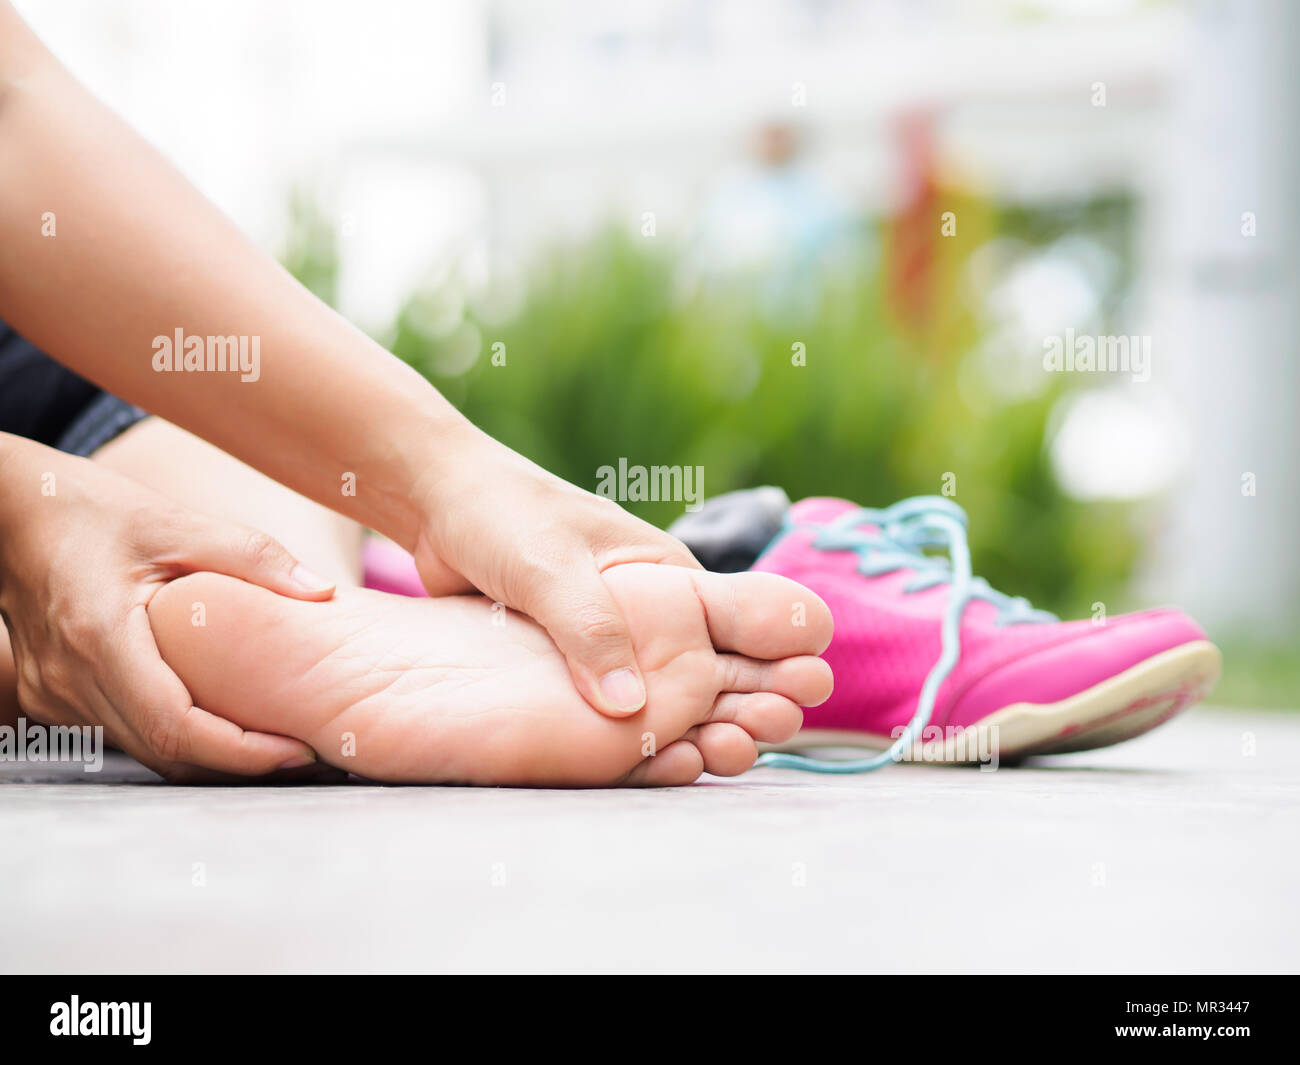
[0,6,469,550]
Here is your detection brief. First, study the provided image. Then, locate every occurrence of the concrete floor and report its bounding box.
[2,706,1296,973]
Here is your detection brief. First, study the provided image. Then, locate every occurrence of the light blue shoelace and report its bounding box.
[753,495,1055,774]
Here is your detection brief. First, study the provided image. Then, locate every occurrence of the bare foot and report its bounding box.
[147,564,833,786]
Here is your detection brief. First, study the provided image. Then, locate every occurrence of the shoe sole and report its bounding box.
[766,639,1223,765]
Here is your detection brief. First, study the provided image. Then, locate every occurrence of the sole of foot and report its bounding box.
[150,562,834,786]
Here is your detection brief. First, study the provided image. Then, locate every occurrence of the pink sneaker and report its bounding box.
[752,496,1221,767]
[362,538,428,598]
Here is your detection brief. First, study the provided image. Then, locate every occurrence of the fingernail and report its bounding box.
[599,668,646,712]
[277,750,317,770]
[291,563,333,592]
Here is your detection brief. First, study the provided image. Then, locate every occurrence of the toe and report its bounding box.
[686,722,759,776]
[621,740,705,787]
[714,653,833,707]
[709,692,803,744]
[690,570,833,659]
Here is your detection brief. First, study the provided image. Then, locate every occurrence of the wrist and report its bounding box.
[376,403,484,552]
[0,443,37,607]
[0,433,53,578]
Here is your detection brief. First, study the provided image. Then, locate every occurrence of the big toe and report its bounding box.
[690,570,833,660]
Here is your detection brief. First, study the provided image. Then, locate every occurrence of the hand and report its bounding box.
[0,435,341,782]
[411,428,703,717]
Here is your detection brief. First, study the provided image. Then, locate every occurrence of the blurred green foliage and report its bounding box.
[383,228,1141,617]
[1210,642,1300,710]
[281,190,339,307]
[282,193,1144,617]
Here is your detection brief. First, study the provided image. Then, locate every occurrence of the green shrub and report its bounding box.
[380,226,1139,616]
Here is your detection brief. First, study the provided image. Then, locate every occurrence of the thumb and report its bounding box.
[164,519,336,601]
[112,612,334,780]
[526,564,647,718]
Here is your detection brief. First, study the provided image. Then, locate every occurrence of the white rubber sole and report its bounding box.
[765,639,1223,765]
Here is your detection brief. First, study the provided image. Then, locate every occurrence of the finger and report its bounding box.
[112,606,325,777]
[410,541,477,597]
[156,759,350,787]
[156,517,336,601]
[170,704,327,777]
[524,561,647,718]
[641,537,705,571]
[599,534,705,572]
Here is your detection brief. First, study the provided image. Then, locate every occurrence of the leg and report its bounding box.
[92,417,363,585]
[1,416,360,731]
[0,626,17,730]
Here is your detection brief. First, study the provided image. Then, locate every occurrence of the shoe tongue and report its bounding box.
[787,497,864,526]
